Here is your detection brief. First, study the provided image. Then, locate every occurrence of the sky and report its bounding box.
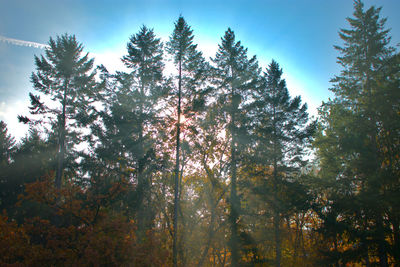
[1,0,399,140]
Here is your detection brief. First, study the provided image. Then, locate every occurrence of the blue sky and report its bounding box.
[1,0,399,140]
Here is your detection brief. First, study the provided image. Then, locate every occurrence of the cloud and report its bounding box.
[0,35,49,49]
[91,49,126,73]
[0,100,30,140]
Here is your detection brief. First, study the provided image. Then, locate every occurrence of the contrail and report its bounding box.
[0,35,49,49]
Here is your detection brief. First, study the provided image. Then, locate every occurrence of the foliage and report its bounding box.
[19,34,100,189]
[211,27,260,267]
[314,0,399,266]
[1,174,168,266]
[3,2,399,265]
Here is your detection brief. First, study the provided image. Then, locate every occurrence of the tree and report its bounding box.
[175,103,230,267]
[121,25,165,240]
[249,60,315,266]
[0,128,56,220]
[0,121,15,166]
[20,34,98,189]
[314,1,399,265]
[0,172,169,266]
[212,28,259,266]
[0,121,16,212]
[166,16,208,266]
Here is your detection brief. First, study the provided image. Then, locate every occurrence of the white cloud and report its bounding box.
[198,40,218,60]
[91,48,127,73]
[0,100,30,141]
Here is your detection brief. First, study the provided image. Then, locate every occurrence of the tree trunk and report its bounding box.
[272,86,281,267]
[377,216,388,267]
[197,198,217,267]
[137,78,146,242]
[178,155,186,267]
[273,162,281,267]
[55,80,69,189]
[173,57,182,267]
[229,88,239,267]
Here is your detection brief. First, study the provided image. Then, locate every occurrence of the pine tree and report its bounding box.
[166,16,209,267]
[0,121,15,166]
[212,28,259,267]
[20,34,98,189]
[121,25,165,240]
[250,60,315,266]
[0,121,16,213]
[314,1,399,265]
[4,129,56,221]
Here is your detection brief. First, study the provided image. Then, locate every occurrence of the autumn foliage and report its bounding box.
[0,174,168,266]
[1,1,399,266]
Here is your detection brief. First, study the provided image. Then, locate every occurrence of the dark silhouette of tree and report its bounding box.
[2,4,399,265]
[0,121,15,165]
[250,60,315,267]
[20,34,98,189]
[121,25,165,240]
[314,1,399,265]
[0,121,16,213]
[0,126,56,221]
[166,16,208,266]
[212,28,259,267]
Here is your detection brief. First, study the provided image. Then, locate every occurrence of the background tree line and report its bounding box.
[0,0,399,266]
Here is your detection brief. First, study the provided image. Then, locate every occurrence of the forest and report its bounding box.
[0,1,399,266]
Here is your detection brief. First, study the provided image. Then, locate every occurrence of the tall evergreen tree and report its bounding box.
[166,16,208,267]
[84,27,166,239]
[20,34,98,189]
[250,60,315,267]
[121,25,165,240]
[314,1,399,265]
[212,28,259,267]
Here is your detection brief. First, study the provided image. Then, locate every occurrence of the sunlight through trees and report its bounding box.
[1,1,399,266]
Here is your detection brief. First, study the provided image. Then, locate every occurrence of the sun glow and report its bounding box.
[179,114,187,125]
